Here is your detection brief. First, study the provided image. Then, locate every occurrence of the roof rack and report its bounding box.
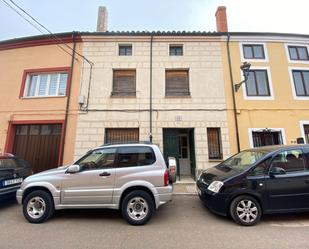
[100,141,152,147]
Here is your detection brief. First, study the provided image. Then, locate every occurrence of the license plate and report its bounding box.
[3,178,23,186]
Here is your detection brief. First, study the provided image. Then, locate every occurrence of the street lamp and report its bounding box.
[234,62,251,92]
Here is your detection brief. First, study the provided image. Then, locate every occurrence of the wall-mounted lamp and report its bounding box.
[234,62,251,92]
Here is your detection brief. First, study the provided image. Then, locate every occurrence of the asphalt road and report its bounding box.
[1,195,309,249]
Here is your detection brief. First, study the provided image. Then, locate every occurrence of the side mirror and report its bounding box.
[270,166,286,177]
[66,164,81,174]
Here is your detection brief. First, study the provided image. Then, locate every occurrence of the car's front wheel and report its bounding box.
[121,190,154,225]
[230,195,262,226]
[23,190,54,223]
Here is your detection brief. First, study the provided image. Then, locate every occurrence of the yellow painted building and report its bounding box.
[0,32,82,172]
[222,33,309,154]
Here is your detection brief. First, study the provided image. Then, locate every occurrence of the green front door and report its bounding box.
[163,129,180,178]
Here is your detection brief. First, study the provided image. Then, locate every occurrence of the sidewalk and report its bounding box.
[173,176,197,195]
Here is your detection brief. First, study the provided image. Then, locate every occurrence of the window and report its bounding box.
[24,72,68,97]
[252,130,283,147]
[0,158,18,169]
[169,45,183,56]
[249,158,271,176]
[243,44,265,59]
[246,70,270,96]
[112,70,136,97]
[105,128,139,144]
[77,148,116,170]
[270,149,305,173]
[288,46,309,61]
[117,146,156,167]
[178,135,189,159]
[165,70,189,96]
[119,44,132,56]
[207,128,222,160]
[292,70,309,96]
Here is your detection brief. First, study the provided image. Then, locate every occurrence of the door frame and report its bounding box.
[163,128,196,180]
[4,120,65,166]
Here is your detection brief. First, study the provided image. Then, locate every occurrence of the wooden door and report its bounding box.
[12,124,62,173]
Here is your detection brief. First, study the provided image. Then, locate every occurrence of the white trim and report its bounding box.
[241,66,275,100]
[229,35,309,44]
[23,72,68,98]
[239,42,269,62]
[287,66,309,100]
[299,121,309,144]
[248,128,286,148]
[284,43,309,64]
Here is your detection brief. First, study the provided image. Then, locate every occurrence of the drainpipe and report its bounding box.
[149,35,153,143]
[61,32,77,164]
[227,33,240,152]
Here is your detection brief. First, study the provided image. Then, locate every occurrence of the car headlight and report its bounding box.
[207,181,223,193]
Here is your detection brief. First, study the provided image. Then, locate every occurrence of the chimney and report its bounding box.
[97,6,108,32]
[215,6,228,32]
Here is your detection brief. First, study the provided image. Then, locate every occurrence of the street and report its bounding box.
[1,195,309,249]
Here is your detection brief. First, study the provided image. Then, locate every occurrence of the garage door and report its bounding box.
[12,124,62,173]
[105,128,139,144]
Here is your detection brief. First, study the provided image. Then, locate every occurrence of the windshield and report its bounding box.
[219,150,269,172]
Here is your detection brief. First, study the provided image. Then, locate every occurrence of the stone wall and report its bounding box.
[74,36,230,172]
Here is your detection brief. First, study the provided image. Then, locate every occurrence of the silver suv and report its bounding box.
[16,143,173,225]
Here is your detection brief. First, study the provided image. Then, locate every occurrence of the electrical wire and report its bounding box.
[1,0,94,65]
[7,0,93,65]
[1,0,77,59]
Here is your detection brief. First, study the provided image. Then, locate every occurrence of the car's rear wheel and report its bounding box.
[230,195,261,226]
[23,190,54,223]
[121,190,154,225]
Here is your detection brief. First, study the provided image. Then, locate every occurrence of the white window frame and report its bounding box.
[288,66,309,100]
[23,72,68,98]
[248,128,286,148]
[284,43,309,64]
[239,42,268,63]
[118,43,133,56]
[299,121,309,144]
[241,66,274,100]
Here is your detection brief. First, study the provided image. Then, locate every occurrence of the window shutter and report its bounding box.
[165,70,189,96]
[113,70,136,96]
[105,128,139,144]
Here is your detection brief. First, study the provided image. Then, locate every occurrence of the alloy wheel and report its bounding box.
[236,199,258,224]
[127,197,149,221]
[26,197,46,219]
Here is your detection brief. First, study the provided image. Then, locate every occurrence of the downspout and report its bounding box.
[61,31,77,164]
[149,35,153,142]
[227,33,240,152]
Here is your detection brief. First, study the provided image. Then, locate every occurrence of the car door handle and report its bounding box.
[305,179,309,184]
[99,172,111,177]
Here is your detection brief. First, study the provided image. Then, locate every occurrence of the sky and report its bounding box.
[1,0,309,41]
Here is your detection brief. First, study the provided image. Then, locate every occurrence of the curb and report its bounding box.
[173,193,197,196]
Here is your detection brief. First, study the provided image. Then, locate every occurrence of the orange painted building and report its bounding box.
[0,32,82,172]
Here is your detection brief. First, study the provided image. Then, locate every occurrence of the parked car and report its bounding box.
[17,143,173,225]
[197,145,309,226]
[0,153,32,200]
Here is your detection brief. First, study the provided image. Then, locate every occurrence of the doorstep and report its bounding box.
[173,176,197,195]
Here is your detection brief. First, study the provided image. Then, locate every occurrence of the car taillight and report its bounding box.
[164,169,169,186]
